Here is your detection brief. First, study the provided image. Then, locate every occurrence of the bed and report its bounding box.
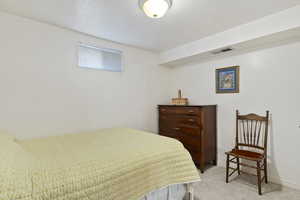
[0,128,200,200]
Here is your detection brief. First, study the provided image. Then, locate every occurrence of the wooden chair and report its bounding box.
[225,110,270,195]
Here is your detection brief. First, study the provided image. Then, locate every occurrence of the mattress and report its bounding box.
[1,128,200,200]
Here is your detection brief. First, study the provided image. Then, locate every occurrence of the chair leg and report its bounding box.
[264,158,268,184]
[226,154,230,183]
[257,161,262,195]
[237,157,241,175]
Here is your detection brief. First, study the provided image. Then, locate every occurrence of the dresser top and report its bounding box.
[158,105,217,107]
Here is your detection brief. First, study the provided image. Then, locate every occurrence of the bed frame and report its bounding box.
[185,183,195,200]
[141,183,195,200]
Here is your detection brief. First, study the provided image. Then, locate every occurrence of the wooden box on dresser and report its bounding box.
[158,105,217,173]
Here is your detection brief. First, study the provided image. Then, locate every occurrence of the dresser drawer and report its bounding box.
[180,134,201,152]
[159,117,180,133]
[160,114,201,126]
[159,131,180,140]
[189,151,202,166]
[160,120,200,135]
[177,125,201,136]
[178,116,201,126]
[159,107,201,116]
[159,126,181,136]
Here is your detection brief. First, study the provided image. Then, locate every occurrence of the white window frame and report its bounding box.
[77,43,123,72]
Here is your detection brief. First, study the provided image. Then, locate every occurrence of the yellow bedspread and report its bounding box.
[2,128,200,200]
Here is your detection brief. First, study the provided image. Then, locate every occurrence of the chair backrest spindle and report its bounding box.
[235,110,269,155]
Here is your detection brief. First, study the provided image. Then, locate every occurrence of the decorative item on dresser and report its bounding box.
[158,105,217,173]
[172,89,189,105]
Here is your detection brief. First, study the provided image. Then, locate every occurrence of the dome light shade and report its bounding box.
[139,0,172,19]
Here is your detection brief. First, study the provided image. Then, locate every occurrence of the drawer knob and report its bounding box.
[173,127,180,131]
[188,119,195,122]
[188,110,194,113]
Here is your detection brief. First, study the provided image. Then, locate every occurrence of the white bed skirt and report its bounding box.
[140,184,189,200]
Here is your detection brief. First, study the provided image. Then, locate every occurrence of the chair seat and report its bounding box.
[226,149,265,161]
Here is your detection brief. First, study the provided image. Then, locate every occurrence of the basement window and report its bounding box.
[78,43,123,72]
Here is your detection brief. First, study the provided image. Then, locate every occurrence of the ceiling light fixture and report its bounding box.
[139,0,172,19]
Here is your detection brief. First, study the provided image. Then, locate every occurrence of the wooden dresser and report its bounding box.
[158,105,217,173]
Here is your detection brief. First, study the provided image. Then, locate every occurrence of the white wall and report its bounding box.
[169,41,300,189]
[0,12,171,139]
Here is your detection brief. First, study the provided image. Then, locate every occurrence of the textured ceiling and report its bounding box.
[0,0,300,51]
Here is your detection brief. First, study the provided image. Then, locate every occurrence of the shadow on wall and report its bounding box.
[268,114,282,189]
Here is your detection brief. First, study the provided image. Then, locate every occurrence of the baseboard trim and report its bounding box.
[269,176,300,190]
[216,148,300,190]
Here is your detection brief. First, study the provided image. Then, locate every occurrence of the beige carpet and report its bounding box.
[192,167,300,200]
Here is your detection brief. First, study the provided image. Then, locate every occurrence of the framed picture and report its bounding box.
[216,66,240,93]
